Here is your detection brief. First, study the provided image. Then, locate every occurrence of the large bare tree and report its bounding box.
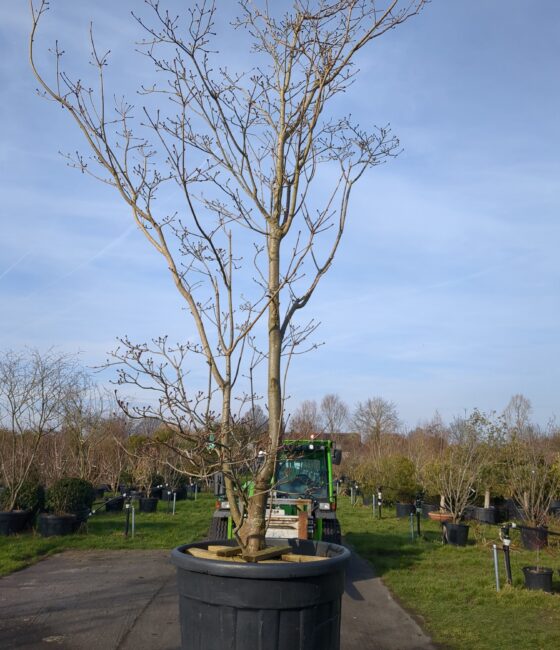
[30,0,427,552]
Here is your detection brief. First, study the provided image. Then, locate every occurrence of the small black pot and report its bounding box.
[139,497,158,513]
[0,510,31,536]
[105,496,125,512]
[443,522,469,546]
[521,526,548,551]
[522,566,553,592]
[38,513,77,537]
[395,502,415,518]
[150,487,163,499]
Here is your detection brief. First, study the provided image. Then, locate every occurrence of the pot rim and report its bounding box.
[522,565,553,574]
[171,538,350,580]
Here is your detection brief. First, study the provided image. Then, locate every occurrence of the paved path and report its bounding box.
[0,549,435,650]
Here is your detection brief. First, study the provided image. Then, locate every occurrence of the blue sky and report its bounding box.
[1,1,559,429]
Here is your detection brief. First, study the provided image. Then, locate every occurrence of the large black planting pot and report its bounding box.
[443,522,469,546]
[395,502,415,518]
[105,496,125,512]
[139,497,158,513]
[522,566,553,592]
[38,513,77,537]
[0,510,31,535]
[171,538,350,650]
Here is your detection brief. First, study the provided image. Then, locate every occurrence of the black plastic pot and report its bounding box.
[395,502,415,518]
[150,487,163,499]
[522,566,553,592]
[0,510,30,535]
[443,522,469,546]
[105,496,125,512]
[474,507,496,524]
[520,526,548,550]
[38,513,77,537]
[171,538,350,650]
[139,497,158,513]
[421,503,438,519]
[161,487,187,501]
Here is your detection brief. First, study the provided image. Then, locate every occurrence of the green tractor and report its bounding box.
[209,438,342,544]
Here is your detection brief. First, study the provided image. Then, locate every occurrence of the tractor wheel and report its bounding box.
[322,519,342,544]
[208,517,229,540]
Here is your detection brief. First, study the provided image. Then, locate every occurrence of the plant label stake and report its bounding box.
[492,544,500,592]
[166,491,172,513]
[124,503,131,537]
[131,506,135,539]
[409,512,415,542]
[173,492,177,515]
[372,494,376,518]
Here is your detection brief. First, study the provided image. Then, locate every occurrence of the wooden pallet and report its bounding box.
[185,544,327,564]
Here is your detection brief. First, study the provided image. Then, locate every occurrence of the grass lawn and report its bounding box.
[337,497,560,650]
[0,493,214,576]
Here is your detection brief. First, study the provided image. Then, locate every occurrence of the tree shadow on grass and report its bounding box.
[345,529,442,579]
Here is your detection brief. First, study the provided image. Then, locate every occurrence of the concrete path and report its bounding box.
[0,549,435,650]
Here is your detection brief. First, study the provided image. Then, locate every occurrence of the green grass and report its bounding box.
[0,493,214,576]
[338,498,560,650]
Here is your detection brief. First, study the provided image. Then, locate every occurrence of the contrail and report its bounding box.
[0,251,31,282]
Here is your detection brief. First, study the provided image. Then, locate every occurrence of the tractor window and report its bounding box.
[275,449,329,499]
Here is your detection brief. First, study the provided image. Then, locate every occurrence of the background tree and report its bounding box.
[30,0,427,552]
[289,400,322,437]
[503,393,533,439]
[321,393,349,434]
[0,349,83,511]
[353,397,401,446]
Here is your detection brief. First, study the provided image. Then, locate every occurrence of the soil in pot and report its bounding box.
[171,538,350,650]
[443,522,469,546]
[38,513,77,537]
[395,502,415,518]
[139,497,158,513]
[0,510,31,536]
[522,566,553,592]
[520,526,548,551]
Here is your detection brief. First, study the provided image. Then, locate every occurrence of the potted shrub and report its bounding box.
[505,432,560,550]
[425,411,490,546]
[0,478,45,535]
[0,350,82,535]
[39,477,95,536]
[384,456,420,518]
[31,0,428,646]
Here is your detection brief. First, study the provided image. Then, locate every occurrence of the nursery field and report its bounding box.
[0,493,213,576]
[2,494,560,650]
[337,498,560,650]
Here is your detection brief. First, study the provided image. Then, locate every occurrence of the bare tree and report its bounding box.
[352,397,401,445]
[0,349,83,511]
[30,0,427,552]
[321,393,349,434]
[503,393,532,439]
[289,399,322,437]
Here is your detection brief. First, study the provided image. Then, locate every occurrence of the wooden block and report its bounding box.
[281,553,327,563]
[186,547,245,562]
[298,511,308,539]
[207,545,243,557]
[242,545,292,563]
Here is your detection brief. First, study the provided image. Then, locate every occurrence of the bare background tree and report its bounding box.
[30,0,427,552]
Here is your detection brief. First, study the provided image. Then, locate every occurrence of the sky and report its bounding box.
[1,1,559,430]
